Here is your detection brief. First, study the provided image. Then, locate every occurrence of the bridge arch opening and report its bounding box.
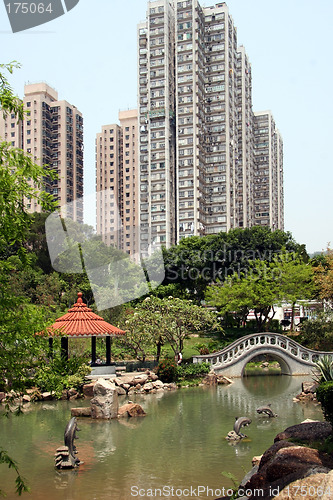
[241,353,292,377]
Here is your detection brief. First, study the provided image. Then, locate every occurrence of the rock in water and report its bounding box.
[118,403,146,418]
[90,378,119,419]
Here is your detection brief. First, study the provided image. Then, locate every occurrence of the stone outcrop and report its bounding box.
[82,382,95,398]
[118,403,146,418]
[202,370,233,386]
[101,371,178,396]
[90,378,119,419]
[293,381,319,403]
[302,381,319,394]
[71,407,92,418]
[243,422,333,499]
[274,421,332,443]
[275,469,333,499]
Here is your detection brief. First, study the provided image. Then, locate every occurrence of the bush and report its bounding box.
[298,312,333,350]
[156,358,178,383]
[267,319,282,333]
[177,362,211,379]
[316,381,333,428]
[33,355,91,398]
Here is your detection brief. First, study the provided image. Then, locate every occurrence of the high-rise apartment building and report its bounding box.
[253,111,284,230]
[137,0,284,256]
[0,83,84,222]
[96,109,139,257]
[236,45,254,229]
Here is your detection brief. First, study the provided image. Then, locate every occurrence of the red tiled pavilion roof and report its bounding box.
[39,293,126,338]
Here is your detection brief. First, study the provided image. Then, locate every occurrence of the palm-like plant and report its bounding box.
[314,355,333,383]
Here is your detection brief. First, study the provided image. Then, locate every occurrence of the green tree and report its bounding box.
[0,67,56,258]
[277,255,315,330]
[205,275,255,328]
[163,226,307,302]
[298,312,333,351]
[0,62,56,495]
[313,247,333,308]
[205,256,316,332]
[120,296,222,359]
[205,260,282,331]
[118,307,157,362]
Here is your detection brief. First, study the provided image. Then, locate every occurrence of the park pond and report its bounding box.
[0,375,324,499]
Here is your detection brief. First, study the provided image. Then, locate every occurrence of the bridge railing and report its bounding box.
[192,332,333,368]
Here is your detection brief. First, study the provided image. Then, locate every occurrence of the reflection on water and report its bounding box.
[0,376,324,499]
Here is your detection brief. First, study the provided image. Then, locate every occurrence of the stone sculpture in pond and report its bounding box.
[226,416,252,441]
[256,404,278,418]
[54,417,81,469]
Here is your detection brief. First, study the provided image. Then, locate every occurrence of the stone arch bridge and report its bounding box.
[192,333,333,377]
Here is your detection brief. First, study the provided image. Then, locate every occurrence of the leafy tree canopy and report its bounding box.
[162,226,307,301]
[205,256,315,331]
[118,295,223,361]
[313,247,333,307]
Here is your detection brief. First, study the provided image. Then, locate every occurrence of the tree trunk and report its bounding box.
[156,338,162,363]
[290,302,296,331]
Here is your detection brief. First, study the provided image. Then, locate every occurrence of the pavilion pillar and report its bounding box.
[48,338,54,358]
[61,337,69,361]
[91,336,96,365]
[106,336,111,365]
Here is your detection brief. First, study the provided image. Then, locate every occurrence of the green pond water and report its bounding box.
[0,376,324,500]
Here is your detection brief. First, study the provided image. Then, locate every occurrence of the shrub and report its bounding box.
[194,342,209,354]
[298,312,333,350]
[314,355,333,383]
[156,358,178,383]
[267,319,282,333]
[177,362,211,379]
[33,355,91,398]
[316,381,333,428]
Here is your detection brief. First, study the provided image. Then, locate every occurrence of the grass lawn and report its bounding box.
[161,335,219,360]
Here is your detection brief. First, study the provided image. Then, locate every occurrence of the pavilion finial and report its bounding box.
[77,292,83,304]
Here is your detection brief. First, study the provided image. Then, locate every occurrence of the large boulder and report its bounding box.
[152,380,164,389]
[90,378,119,419]
[71,407,92,418]
[244,441,333,499]
[82,382,95,398]
[202,371,218,385]
[42,391,55,401]
[132,374,149,386]
[302,381,319,394]
[274,421,332,443]
[275,469,333,499]
[118,403,146,418]
[116,386,127,396]
[143,382,154,392]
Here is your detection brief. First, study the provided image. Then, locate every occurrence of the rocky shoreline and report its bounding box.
[217,381,332,500]
[225,420,333,500]
[0,368,233,405]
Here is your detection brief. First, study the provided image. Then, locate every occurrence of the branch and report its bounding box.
[0,448,30,496]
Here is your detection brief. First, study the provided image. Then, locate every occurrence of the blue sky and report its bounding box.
[1,0,332,254]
